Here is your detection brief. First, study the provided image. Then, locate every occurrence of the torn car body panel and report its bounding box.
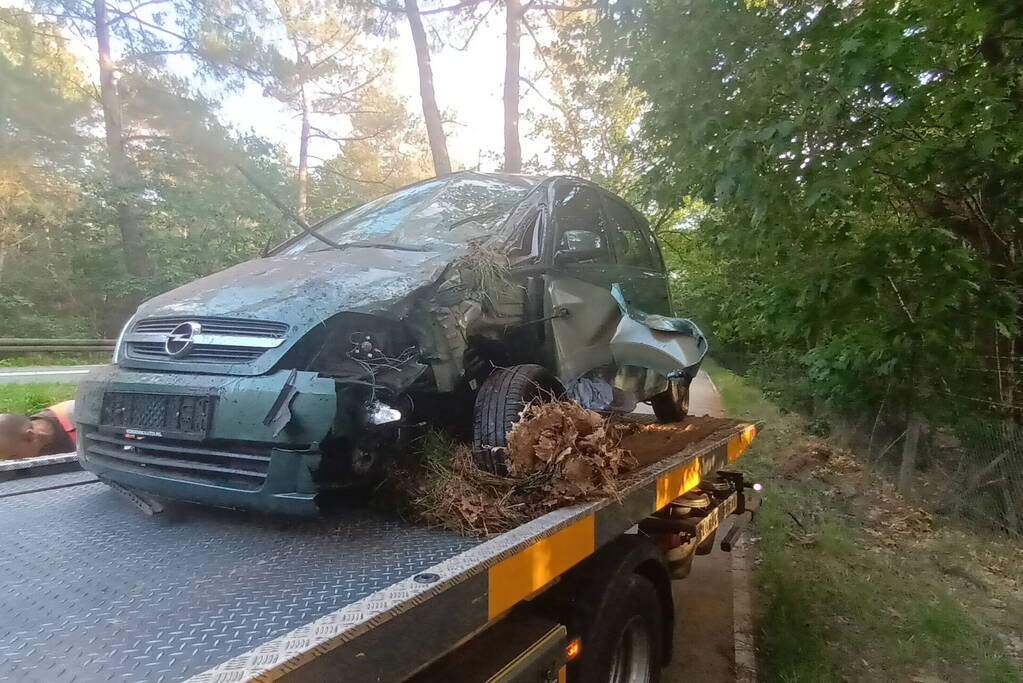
[546,274,617,381]
[608,283,708,379]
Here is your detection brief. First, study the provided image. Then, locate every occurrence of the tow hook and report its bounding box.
[100,477,165,515]
[717,471,763,552]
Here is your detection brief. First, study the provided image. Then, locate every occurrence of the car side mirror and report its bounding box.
[554,248,605,265]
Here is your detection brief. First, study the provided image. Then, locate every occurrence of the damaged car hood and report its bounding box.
[121,246,460,376]
[138,247,455,328]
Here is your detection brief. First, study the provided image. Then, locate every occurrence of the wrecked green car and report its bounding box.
[76,172,707,514]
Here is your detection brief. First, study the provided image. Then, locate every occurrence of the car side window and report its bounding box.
[604,197,655,268]
[552,185,612,263]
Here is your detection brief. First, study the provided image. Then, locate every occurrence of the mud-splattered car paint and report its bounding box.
[76,172,707,514]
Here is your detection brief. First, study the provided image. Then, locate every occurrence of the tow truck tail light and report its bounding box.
[565,637,582,661]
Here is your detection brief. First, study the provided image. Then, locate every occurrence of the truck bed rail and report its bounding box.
[0,418,759,683]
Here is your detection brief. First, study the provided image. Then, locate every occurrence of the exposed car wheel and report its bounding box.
[472,364,563,474]
[650,376,691,423]
[573,573,664,683]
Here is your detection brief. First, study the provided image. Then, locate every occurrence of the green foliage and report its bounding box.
[308,84,434,219]
[0,354,108,367]
[614,0,1023,421]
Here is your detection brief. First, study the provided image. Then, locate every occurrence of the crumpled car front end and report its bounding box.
[76,174,542,514]
[76,365,341,515]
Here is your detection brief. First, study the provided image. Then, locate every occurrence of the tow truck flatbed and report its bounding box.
[0,417,759,683]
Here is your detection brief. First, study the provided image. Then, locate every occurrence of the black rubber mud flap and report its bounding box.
[651,375,691,423]
[472,364,563,474]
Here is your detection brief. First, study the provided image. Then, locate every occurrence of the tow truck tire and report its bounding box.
[575,573,664,683]
[472,364,563,474]
[651,376,691,423]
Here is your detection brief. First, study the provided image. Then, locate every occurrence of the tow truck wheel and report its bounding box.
[472,364,563,474]
[575,573,663,683]
[651,376,691,423]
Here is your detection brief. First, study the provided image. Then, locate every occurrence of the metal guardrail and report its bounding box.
[0,338,115,354]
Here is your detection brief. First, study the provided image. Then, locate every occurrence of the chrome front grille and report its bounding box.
[124,316,288,364]
[133,317,289,338]
[127,341,266,363]
[82,431,271,490]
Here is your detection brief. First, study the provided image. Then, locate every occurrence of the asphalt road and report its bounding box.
[0,365,105,384]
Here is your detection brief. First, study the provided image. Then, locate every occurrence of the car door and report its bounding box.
[601,193,676,398]
[602,193,673,317]
[543,181,627,382]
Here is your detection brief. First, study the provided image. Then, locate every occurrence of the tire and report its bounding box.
[650,376,691,423]
[573,573,664,683]
[472,364,563,474]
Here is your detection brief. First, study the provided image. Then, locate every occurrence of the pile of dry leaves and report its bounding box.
[404,401,636,537]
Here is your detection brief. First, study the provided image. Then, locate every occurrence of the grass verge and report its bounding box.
[0,383,77,414]
[0,354,108,367]
[704,360,1023,683]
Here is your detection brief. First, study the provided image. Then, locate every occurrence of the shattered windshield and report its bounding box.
[278,173,538,255]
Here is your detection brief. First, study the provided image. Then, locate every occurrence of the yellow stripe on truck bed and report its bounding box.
[654,457,703,511]
[487,516,596,619]
[486,425,758,621]
[728,425,757,462]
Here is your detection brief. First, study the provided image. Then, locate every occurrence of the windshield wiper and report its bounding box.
[448,210,507,231]
[235,163,346,251]
[314,241,436,253]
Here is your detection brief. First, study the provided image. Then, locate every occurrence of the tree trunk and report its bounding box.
[897,410,924,497]
[94,0,149,277]
[404,0,451,176]
[997,335,1021,536]
[297,83,310,220]
[502,0,522,173]
[1001,461,1020,537]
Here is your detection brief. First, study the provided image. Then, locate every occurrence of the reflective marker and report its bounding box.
[566,638,582,662]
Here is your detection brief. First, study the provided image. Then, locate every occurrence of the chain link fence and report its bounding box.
[930,403,1023,537]
[714,350,1023,538]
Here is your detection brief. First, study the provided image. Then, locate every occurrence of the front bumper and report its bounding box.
[76,365,339,515]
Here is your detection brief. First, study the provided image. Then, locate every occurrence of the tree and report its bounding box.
[500,0,598,173]
[614,0,1023,528]
[308,84,433,217]
[0,8,91,288]
[403,0,452,175]
[523,8,643,197]
[368,0,466,176]
[2,1,298,333]
[248,0,381,219]
[31,0,254,279]
[92,0,149,274]
[502,0,522,172]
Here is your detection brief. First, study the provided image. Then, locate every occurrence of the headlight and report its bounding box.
[363,400,402,425]
[112,316,134,363]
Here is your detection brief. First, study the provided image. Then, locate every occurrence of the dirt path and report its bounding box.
[660,370,744,683]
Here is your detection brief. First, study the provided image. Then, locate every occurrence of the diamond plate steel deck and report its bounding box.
[0,478,480,683]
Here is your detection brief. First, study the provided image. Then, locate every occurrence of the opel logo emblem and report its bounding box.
[166,321,201,358]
